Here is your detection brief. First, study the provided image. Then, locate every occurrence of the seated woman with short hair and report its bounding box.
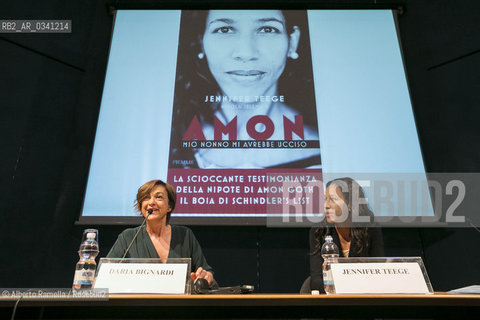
[107,180,215,286]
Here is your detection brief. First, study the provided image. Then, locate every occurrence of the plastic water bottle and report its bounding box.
[321,235,339,294]
[73,229,99,289]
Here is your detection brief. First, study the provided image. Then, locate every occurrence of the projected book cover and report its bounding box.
[167,10,323,215]
[81,9,432,221]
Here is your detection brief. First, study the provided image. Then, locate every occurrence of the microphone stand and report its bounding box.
[121,210,152,259]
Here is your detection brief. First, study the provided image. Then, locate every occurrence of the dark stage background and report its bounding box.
[0,0,479,292]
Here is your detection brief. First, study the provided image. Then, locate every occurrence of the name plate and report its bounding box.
[330,257,433,294]
[94,258,191,294]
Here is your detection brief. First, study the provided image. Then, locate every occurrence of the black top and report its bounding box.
[309,226,384,292]
[107,225,213,274]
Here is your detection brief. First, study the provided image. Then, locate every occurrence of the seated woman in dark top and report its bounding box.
[107,180,215,286]
[308,177,384,293]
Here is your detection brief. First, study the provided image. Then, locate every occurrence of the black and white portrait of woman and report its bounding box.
[168,10,321,169]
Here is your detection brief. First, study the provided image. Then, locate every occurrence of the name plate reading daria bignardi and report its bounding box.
[330,257,433,294]
[94,258,190,294]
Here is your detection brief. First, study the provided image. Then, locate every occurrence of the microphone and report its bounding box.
[121,209,153,259]
[193,278,209,293]
[193,278,254,294]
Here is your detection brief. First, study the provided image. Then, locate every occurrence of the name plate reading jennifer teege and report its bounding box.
[94,258,190,294]
[330,257,433,294]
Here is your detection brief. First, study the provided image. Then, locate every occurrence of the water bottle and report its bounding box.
[73,229,99,289]
[321,235,339,294]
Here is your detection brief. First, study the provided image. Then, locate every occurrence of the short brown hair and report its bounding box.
[135,180,176,223]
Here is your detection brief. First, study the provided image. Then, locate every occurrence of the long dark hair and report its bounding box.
[168,10,318,168]
[312,177,374,256]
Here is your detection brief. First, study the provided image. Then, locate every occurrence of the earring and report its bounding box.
[197,52,205,59]
[289,52,299,60]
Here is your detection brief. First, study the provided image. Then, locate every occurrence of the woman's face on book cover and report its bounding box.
[202,10,298,100]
